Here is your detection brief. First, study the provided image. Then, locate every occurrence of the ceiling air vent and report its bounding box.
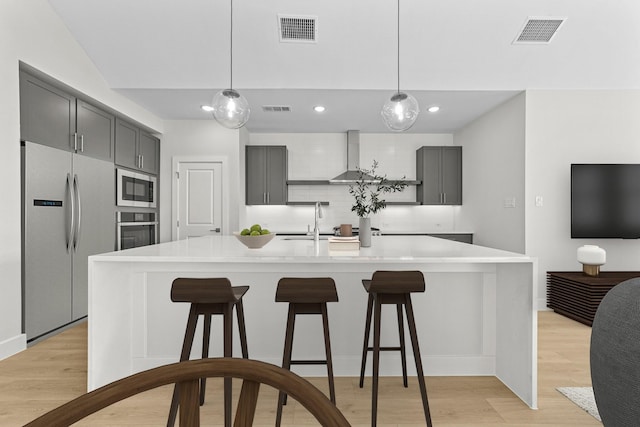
[513,17,566,44]
[278,15,317,43]
[262,105,292,113]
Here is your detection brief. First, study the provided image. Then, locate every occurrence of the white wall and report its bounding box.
[525,90,640,308]
[159,120,243,242]
[455,93,526,253]
[243,132,466,234]
[0,0,162,359]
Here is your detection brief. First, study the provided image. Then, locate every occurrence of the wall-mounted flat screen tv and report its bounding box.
[571,164,640,238]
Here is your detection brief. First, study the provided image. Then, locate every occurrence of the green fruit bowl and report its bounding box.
[233,232,276,249]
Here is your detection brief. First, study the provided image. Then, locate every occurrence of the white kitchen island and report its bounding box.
[88,235,538,408]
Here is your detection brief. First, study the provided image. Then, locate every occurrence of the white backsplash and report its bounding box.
[245,191,461,234]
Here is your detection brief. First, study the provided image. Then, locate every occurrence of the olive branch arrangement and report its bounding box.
[348,160,408,218]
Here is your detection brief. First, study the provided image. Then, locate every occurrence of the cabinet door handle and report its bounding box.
[443,193,446,204]
[263,193,266,204]
[267,192,270,204]
[73,133,78,151]
[140,155,144,169]
[80,134,84,152]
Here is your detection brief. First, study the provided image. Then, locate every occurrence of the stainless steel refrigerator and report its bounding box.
[22,141,115,341]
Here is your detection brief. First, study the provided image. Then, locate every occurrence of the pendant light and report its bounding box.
[211,0,250,129]
[381,0,419,131]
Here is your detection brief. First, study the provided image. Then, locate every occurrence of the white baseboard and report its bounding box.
[0,333,27,361]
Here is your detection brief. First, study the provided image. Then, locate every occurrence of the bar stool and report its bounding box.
[358,270,432,427]
[274,277,339,427]
[167,278,249,427]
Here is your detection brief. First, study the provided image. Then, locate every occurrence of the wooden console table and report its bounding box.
[547,271,640,326]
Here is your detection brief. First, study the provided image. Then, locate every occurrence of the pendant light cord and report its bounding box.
[230,0,234,90]
[397,0,400,94]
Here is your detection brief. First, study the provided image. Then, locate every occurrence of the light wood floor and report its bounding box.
[0,311,601,426]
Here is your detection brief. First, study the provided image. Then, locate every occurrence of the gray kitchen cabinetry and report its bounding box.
[246,146,287,205]
[115,118,159,175]
[20,71,115,162]
[416,146,462,205]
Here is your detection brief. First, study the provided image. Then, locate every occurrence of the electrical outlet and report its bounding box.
[535,196,544,207]
[504,197,516,208]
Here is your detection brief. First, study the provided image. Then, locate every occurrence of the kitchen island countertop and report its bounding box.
[91,234,523,264]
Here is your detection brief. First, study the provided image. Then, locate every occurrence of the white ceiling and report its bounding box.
[49,0,640,133]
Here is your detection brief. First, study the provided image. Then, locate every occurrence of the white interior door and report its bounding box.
[176,161,223,240]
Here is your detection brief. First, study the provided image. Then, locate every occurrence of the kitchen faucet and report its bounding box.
[313,201,323,242]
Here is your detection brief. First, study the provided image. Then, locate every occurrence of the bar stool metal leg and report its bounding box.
[199,314,212,405]
[359,293,374,388]
[371,295,382,427]
[404,294,433,427]
[223,304,233,427]
[321,303,336,404]
[236,299,249,359]
[396,304,408,388]
[275,304,296,427]
[167,306,199,427]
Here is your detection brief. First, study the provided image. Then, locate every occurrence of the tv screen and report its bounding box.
[571,164,640,238]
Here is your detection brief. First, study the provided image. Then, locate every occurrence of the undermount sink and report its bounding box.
[282,235,330,240]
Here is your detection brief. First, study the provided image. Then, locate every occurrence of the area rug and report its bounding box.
[557,387,602,422]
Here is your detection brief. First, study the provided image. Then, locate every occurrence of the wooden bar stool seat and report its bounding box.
[274,277,339,427]
[359,270,432,427]
[167,277,249,427]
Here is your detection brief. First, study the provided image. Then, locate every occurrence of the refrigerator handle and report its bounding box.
[67,173,75,252]
[73,174,82,251]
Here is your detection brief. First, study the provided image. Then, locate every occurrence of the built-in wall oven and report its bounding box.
[117,168,157,208]
[117,212,158,250]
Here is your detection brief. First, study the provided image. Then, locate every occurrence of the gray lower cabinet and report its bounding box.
[246,145,287,205]
[416,146,462,205]
[20,71,115,162]
[115,118,159,175]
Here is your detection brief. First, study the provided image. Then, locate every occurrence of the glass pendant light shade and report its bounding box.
[211,88,250,129]
[381,91,420,131]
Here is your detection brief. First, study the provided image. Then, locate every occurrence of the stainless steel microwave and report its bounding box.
[117,169,157,208]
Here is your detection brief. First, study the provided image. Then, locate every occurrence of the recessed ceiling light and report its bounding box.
[428,106,440,113]
[201,105,214,112]
[313,105,326,113]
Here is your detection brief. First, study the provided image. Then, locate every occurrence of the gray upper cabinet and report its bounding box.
[20,71,76,152]
[114,118,138,170]
[416,146,462,205]
[76,100,115,162]
[115,118,159,175]
[246,146,287,205]
[139,131,160,175]
[20,71,115,161]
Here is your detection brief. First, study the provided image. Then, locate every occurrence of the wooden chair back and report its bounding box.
[24,358,351,427]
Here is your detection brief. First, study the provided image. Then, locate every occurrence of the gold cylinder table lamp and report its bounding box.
[577,245,606,277]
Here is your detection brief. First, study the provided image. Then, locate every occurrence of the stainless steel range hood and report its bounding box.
[329,130,377,183]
